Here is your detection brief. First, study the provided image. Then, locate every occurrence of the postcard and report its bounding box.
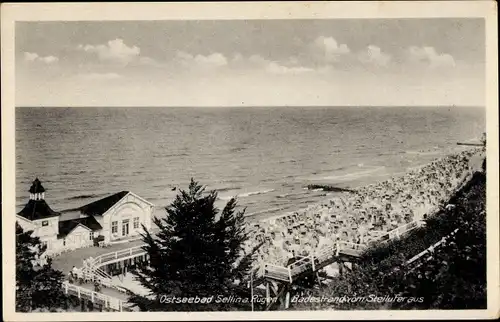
[2,1,498,321]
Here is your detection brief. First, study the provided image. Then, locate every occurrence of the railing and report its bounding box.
[94,267,112,280]
[337,241,367,251]
[78,219,426,289]
[63,282,127,311]
[82,259,109,280]
[372,220,423,244]
[261,241,367,283]
[406,228,460,266]
[383,228,462,278]
[288,256,313,276]
[396,220,419,235]
[78,270,127,293]
[315,244,336,263]
[81,246,147,293]
[89,245,147,267]
[336,241,367,257]
[260,220,423,283]
[263,263,291,282]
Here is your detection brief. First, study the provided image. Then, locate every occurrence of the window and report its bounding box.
[122,219,130,236]
[133,217,140,229]
[42,220,49,226]
[111,221,118,234]
[90,232,94,240]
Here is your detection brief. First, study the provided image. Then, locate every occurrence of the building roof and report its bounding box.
[78,191,130,216]
[29,178,46,193]
[17,199,60,221]
[58,216,103,238]
[57,222,90,239]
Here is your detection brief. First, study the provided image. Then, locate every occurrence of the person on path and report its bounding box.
[94,280,101,293]
[71,266,78,280]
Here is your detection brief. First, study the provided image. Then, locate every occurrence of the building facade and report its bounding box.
[16,179,154,253]
[76,190,154,243]
[16,178,61,249]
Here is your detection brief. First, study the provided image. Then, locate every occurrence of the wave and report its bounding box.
[278,159,298,164]
[239,189,276,198]
[162,153,189,158]
[230,146,247,153]
[215,186,242,193]
[246,206,288,217]
[405,149,443,156]
[277,191,308,199]
[277,193,295,199]
[277,192,322,202]
[151,184,169,189]
[58,169,91,176]
[318,166,386,182]
[218,188,276,201]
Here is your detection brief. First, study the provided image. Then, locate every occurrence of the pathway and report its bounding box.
[51,239,145,274]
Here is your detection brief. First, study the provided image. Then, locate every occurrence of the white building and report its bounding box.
[16,178,61,249]
[17,178,154,252]
[75,190,154,243]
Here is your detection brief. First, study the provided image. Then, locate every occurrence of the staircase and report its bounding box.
[259,220,423,284]
[77,246,151,293]
[81,259,123,290]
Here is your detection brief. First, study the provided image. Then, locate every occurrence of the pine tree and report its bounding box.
[16,223,67,312]
[127,179,259,311]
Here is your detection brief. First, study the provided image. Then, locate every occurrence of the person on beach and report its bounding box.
[251,148,480,267]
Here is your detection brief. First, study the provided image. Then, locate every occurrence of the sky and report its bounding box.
[15,19,485,107]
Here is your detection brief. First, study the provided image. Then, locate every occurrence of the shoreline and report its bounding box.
[255,145,483,224]
[246,146,484,266]
[14,135,481,212]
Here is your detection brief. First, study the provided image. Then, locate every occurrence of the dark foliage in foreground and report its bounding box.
[126,179,260,311]
[16,223,68,312]
[292,168,487,310]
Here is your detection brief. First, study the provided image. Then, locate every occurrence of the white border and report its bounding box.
[2,1,498,320]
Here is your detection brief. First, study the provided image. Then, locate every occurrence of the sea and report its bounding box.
[15,106,485,221]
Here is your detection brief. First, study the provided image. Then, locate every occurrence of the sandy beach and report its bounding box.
[245,147,484,267]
